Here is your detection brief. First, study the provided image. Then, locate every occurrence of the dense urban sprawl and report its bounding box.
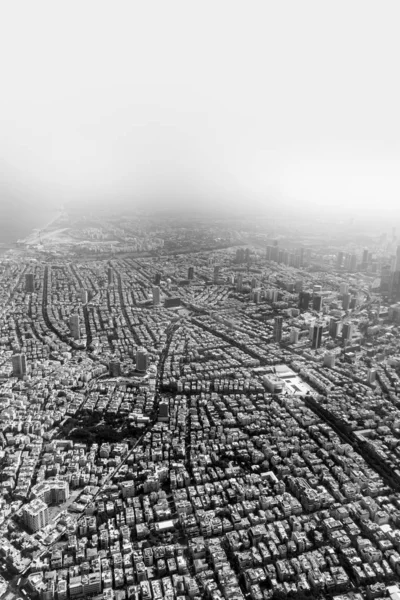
[1,213,400,600]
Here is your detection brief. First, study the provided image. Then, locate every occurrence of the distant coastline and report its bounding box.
[17,210,63,245]
[0,209,63,251]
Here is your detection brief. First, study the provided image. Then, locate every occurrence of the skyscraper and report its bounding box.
[342,293,351,311]
[367,368,377,385]
[380,264,392,294]
[188,266,194,280]
[311,324,323,349]
[136,348,149,372]
[80,289,88,304]
[107,267,113,286]
[313,295,322,312]
[12,353,27,378]
[329,318,340,339]
[158,400,169,422]
[69,314,80,340]
[342,322,353,342]
[25,273,34,293]
[299,292,311,312]
[236,274,243,293]
[152,286,160,306]
[273,316,283,343]
[349,297,357,310]
[109,359,121,377]
[214,266,220,284]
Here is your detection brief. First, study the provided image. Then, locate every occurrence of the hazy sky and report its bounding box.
[1,1,400,217]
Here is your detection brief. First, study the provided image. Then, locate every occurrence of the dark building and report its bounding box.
[329,318,340,339]
[164,297,181,308]
[109,360,121,377]
[311,324,323,349]
[69,314,80,340]
[214,266,220,284]
[154,273,162,285]
[342,322,353,342]
[299,292,311,312]
[273,316,283,343]
[108,267,113,286]
[12,353,27,378]
[136,348,149,372]
[152,286,160,306]
[313,295,322,312]
[25,273,34,293]
[188,266,194,280]
[158,400,169,422]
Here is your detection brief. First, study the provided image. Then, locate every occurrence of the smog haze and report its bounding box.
[1,0,400,225]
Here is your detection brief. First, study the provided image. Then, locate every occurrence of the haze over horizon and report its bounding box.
[1,0,400,223]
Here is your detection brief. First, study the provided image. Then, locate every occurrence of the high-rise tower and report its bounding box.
[12,353,27,378]
[152,286,160,306]
[25,273,34,293]
[273,316,283,343]
[136,348,149,372]
[69,314,80,340]
[311,324,323,349]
